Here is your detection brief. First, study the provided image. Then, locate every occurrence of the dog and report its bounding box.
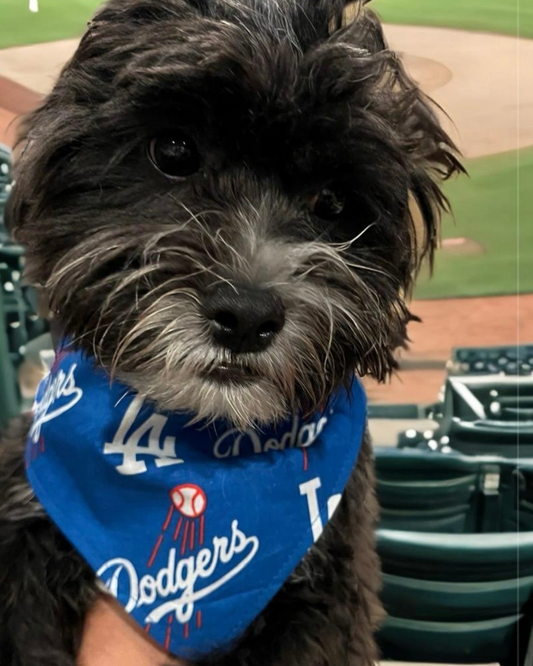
[0,0,462,664]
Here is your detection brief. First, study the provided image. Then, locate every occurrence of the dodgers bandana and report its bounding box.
[25,345,366,659]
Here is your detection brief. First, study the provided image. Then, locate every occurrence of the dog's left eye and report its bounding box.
[311,187,346,220]
[148,133,200,178]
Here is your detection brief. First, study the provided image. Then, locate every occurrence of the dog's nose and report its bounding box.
[203,283,286,354]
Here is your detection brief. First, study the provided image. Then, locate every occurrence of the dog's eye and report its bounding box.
[148,133,200,178]
[311,188,346,220]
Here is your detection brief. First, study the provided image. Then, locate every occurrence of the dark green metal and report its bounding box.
[0,288,20,429]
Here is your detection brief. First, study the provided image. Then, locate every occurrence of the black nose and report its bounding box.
[203,283,286,354]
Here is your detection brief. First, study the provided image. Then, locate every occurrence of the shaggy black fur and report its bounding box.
[1,0,461,663]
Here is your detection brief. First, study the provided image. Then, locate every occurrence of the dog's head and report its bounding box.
[8,0,462,427]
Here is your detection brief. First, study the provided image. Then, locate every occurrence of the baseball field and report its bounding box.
[0,0,530,404]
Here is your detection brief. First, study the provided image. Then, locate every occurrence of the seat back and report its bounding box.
[375,450,533,664]
[378,614,523,665]
[450,344,533,377]
[0,148,50,427]
[439,375,533,457]
[377,529,533,582]
[0,144,11,242]
[377,529,533,664]
[0,289,19,429]
[376,448,482,533]
[375,448,532,534]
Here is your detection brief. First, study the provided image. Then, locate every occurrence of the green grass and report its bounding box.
[0,0,100,49]
[416,148,531,299]
[1,0,530,49]
[374,0,532,39]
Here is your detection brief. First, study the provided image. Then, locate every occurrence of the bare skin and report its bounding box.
[78,596,181,666]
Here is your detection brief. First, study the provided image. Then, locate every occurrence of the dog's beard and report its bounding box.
[45,214,407,429]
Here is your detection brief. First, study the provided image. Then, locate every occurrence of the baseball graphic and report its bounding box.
[146,483,209,641]
[148,483,208,567]
[171,484,207,518]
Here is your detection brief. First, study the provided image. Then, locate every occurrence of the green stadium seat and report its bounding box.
[375,448,533,666]
[377,530,533,664]
[375,450,533,663]
[381,572,533,622]
[0,267,50,427]
[376,449,481,532]
[0,148,52,427]
[0,144,12,244]
[439,375,533,457]
[377,449,533,533]
[374,448,523,533]
[377,529,533,582]
[502,465,533,532]
[380,504,472,534]
[450,344,533,377]
[396,371,533,457]
[379,614,522,664]
[0,289,20,430]
[394,344,533,456]
[368,403,429,419]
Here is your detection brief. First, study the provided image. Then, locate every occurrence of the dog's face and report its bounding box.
[9,0,461,428]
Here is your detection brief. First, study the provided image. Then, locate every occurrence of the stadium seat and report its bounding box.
[374,448,533,534]
[503,464,533,532]
[394,344,533,456]
[439,374,533,457]
[381,572,533,622]
[379,614,522,665]
[395,371,533,457]
[0,144,12,244]
[449,344,533,377]
[375,448,481,532]
[377,529,533,581]
[0,149,51,427]
[377,529,533,664]
[0,266,50,428]
[0,290,20,430]
[375,449,533,664]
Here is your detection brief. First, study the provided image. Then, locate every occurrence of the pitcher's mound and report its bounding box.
[401,54,452,92]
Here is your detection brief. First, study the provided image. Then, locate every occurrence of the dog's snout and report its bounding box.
[203,283,286,354]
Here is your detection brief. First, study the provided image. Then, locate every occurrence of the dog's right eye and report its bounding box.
[148,133,200,178]
[311,187,346,220]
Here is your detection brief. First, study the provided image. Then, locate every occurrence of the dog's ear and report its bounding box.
[386,54,465,272]
[335,3,465,275]
[403,99,466,273]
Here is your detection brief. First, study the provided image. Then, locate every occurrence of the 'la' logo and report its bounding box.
[104,397,184,475]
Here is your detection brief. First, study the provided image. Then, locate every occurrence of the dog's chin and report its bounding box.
[122,370,289,430]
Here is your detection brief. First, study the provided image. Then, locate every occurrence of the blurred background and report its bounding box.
[0,1,531,664]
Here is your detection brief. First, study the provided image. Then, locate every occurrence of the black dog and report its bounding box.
[0,0,461,664]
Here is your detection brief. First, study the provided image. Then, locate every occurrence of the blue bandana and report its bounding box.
[25,345,366,659]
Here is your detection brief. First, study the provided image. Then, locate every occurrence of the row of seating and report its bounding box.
[376,345,532,663]
[449,344,533,377]
[0,145,50,429]
[397,350,533,459]
[376,447,530,534]
[375,448,531,664]
[0,143,11,244]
